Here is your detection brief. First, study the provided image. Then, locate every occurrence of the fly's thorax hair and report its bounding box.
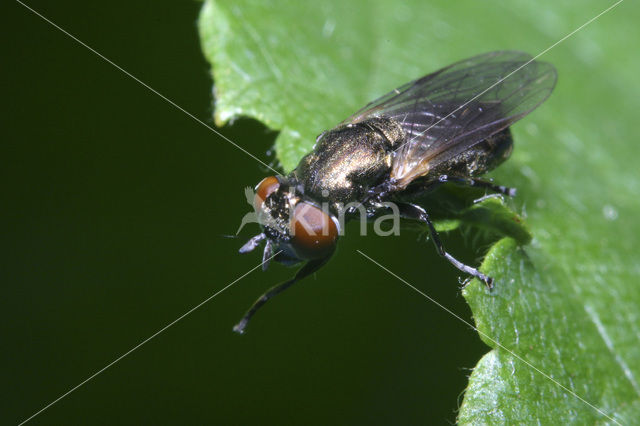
[259,178,336,234]
[361,116,406,148]
[259,179,297,242]
[292,118,405,209]
[258,178,340,261]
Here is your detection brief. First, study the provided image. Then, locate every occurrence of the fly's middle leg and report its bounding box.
[397,202,494,289]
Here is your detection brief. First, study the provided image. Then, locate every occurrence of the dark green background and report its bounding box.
[5,1,489,424]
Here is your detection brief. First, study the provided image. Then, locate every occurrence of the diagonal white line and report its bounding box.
[18,252,281,425]
[394,0,625,153]
[15,0,280,175]
[357,250,621,425]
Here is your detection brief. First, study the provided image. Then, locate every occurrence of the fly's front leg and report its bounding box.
[233,255,332,334]
[438,175,516,197]
[398,202,494,289]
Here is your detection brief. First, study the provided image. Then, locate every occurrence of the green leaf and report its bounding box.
[199,0,640,423]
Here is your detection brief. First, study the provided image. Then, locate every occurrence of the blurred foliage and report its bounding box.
[200,0,640,423]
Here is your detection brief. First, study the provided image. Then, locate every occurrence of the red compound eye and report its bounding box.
[289,201,338,259]
[253,176,280,212]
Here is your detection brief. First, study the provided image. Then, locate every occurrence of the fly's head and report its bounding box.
[239,175,339,269]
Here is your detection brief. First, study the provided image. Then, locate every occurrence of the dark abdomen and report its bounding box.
[426,127,513,179]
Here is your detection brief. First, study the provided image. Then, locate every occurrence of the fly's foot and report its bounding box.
[460,274,494,290]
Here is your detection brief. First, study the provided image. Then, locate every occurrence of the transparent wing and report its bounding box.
[343,51,557,187]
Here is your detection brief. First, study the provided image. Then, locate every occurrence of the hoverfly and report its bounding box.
[235,51,556,333]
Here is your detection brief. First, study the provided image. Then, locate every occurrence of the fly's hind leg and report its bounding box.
[398,202,494,289]
[437,175,516,197]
